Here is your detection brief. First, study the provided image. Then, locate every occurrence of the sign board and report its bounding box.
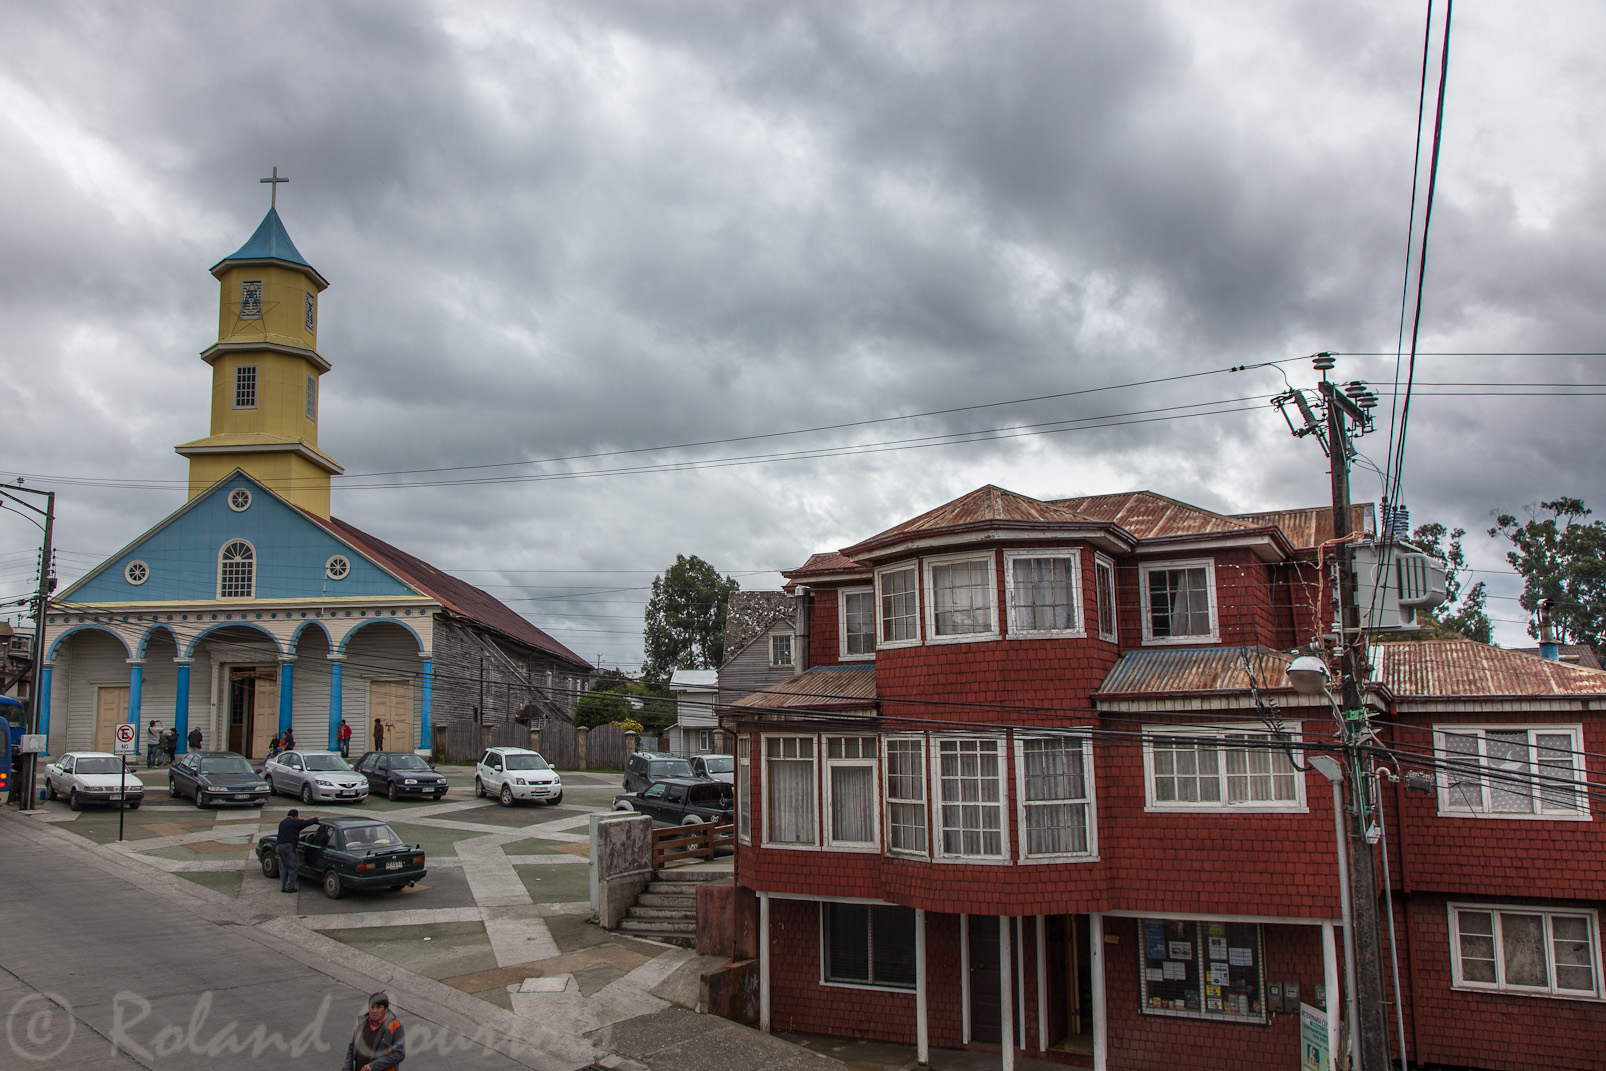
[1300,1002,1330,1071]
[19,734,46,754]
[113,722,137,755]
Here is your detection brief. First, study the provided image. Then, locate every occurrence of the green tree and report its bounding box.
[1490,497,1606,648]
[642,554,739,682]
[1409,522,1492,642]
[574,670,637,729]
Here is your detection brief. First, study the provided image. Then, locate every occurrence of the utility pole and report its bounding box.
[0,484,56,814]
[1275,355,1389,1070]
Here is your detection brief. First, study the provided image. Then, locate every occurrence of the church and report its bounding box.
[39,183,591,763]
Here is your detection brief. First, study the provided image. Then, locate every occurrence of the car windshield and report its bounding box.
[200,756,256,776]
[504,754,551,771]
[390,755,432,771]
[302,754,352,772]
[75,757,122,775]
[651,760,693,778]
[342,823,403,849]
[700,757,734,774]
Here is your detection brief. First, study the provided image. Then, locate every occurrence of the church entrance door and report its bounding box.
[370,681,413,752]
[228,668,279,758]
[94,686,129,753]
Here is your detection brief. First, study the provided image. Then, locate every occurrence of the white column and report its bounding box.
[1036,916,1048,1052]
[1090,914,1107,1071]
[759,892,771,1033]
[1323,920,1341,1059]
[1016,917,1027,1047]
[960,914,971,1044]
[1000,916,1015,1071]
[915,908,929,1066]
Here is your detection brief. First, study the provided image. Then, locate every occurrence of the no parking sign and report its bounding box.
[113,723,137,755]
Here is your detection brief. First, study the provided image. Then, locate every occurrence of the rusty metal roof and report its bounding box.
[1508,644,1602,670]
[727,665,878,710]
[1371,640,1606,697]
[1095,646,1295,696]
[1231,504,1373,550]
[784,551,869,581]
[1050,491,1253,540]
[841,485,1107,558]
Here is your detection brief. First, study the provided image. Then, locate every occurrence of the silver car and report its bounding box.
[262,749,369,803]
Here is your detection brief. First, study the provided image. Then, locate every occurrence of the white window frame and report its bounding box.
[698,729,717,753]
[1003,550,1084,638]
[1448,903,1604,1000]
[325,555,350,581]
[124,560,149,586]
[762,734,819,849]
[306,374,318,422]
[824,736,879,851]
[1142,723,1307,813]
[233,364,258,410]
[883,734,929,858]
[736,734,752,846]
[1094,553,1118,642]
[1014,733,1098,862]
[1433,725,1590,819]
[217,539,256,600]
[875,562,921,649]
[930,734,1010,863]
[770,632,794,668]
[819,901,919,992]
[838,587,875,661]
[922,551,999,645]
[1138,559,1219,645]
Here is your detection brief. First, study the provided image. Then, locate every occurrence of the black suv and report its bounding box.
[622,752,695,793]
[613,778,734,825]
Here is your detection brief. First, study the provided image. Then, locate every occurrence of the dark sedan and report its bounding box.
[613,777,734,825]
[352,751,449,801]
[169,751,270,808]
[256,815,426,899]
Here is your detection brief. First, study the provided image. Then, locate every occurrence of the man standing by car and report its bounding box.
[342,991,405,1071]
[275,808,319,893]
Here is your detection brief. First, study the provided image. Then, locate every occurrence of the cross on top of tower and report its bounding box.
[260,166,289,209]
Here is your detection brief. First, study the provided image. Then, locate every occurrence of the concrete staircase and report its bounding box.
[616,865,730,947]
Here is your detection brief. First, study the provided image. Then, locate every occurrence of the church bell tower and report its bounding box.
[175,169,342,517]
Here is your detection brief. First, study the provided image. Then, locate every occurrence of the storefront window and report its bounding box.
[1139,919,1265,1022]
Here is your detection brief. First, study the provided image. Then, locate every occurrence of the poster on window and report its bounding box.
[1139,919,1265,1023]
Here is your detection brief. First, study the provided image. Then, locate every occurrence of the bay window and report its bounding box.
[1016,735,1095,858]
[1095,553,1117,641]
[825,736,878,848]
[736,735,752,845]
[884,736,928,855]
[1005,551,1082,636]
[877,564,920,647]
[764,736,817,846]
[925,554,997,642]
[935,737,1006,859]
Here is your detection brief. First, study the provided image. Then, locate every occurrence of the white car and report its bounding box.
[44,752,145,810]
[476,747,563,806]
[262,749,369,803]
[689,754,735,784]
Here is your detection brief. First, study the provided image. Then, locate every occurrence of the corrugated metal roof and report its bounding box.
[1371,640,1606,697]
[1050,491,1253,540]
[1095,646,1294,695]
[1231,504,1373,549]
[728,665,878,709]
[842,485,1105,557]
[1508,644,1602,670]
[785,551,868,580]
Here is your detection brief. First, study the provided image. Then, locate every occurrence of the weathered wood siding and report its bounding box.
[717,624,797,708]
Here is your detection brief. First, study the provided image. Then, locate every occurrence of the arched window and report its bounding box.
[219,540,256,599]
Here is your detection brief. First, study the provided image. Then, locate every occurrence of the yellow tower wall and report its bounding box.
[214,263,320,353]
[187,452,332,517]
[208,353,323,445]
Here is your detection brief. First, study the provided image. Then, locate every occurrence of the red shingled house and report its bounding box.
[719,484,1606,1071]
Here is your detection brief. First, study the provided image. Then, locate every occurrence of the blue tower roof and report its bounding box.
[210,207,328,288]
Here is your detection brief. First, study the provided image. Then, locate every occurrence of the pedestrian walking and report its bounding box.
[275,808,319,893]
[337,718,352,758]
[188,727,203,751]
[373,718,385,751]
[342,991,405,1071]
[146,719,163,767]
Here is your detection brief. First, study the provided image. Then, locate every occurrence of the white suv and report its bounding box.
[476,747,563,806]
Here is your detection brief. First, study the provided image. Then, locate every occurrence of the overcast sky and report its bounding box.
[3,1,1603,668]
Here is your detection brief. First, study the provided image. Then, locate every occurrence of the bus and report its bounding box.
[0,695,22,798]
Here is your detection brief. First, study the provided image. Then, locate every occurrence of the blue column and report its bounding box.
[328,658,344,750]
[173,661,192,754]
[127,660,144,727]
[37,664,53,755]
[278,659,294,734]
[420,658,434,754]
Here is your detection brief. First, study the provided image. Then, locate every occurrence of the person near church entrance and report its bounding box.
[146,720,163,767]
[281,727,296,752]
[337,718,352,758]
[188,727,203,751]
[342,991,405,1071]
[373,718,385,751]
[275,809,320,893]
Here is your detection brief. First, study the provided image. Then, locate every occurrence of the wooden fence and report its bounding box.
[652,821,735,868]
[432,718,636,770]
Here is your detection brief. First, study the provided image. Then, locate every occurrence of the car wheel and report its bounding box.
[194,788,208,808]
[68,789,83,811]
[168,780,180,799]
[544,791,563,806]
[322,868,344,900]
[301,783,314,804]
[127,801,141,811]
[44,779,57,801]
[475,777,486,799]
[681,814,704,825]
[264,775,276,797]
[499,784,515,807]
[260,851,279,879]
[387,783,398,802]
[389,884,407,892]
[614,800,633,812]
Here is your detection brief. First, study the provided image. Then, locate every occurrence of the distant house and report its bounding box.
[665,668,719,754]
[718,591,798,710]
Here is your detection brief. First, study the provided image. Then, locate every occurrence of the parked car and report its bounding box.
[613,777,734,825]
[688,754,734,783]
[168,750,270,808]
[475,746,562,806]
[353,751,449,801]
[256,815,426,899]
[622,751,695,793]
[43,752,144,811]
[262,749,369,803]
